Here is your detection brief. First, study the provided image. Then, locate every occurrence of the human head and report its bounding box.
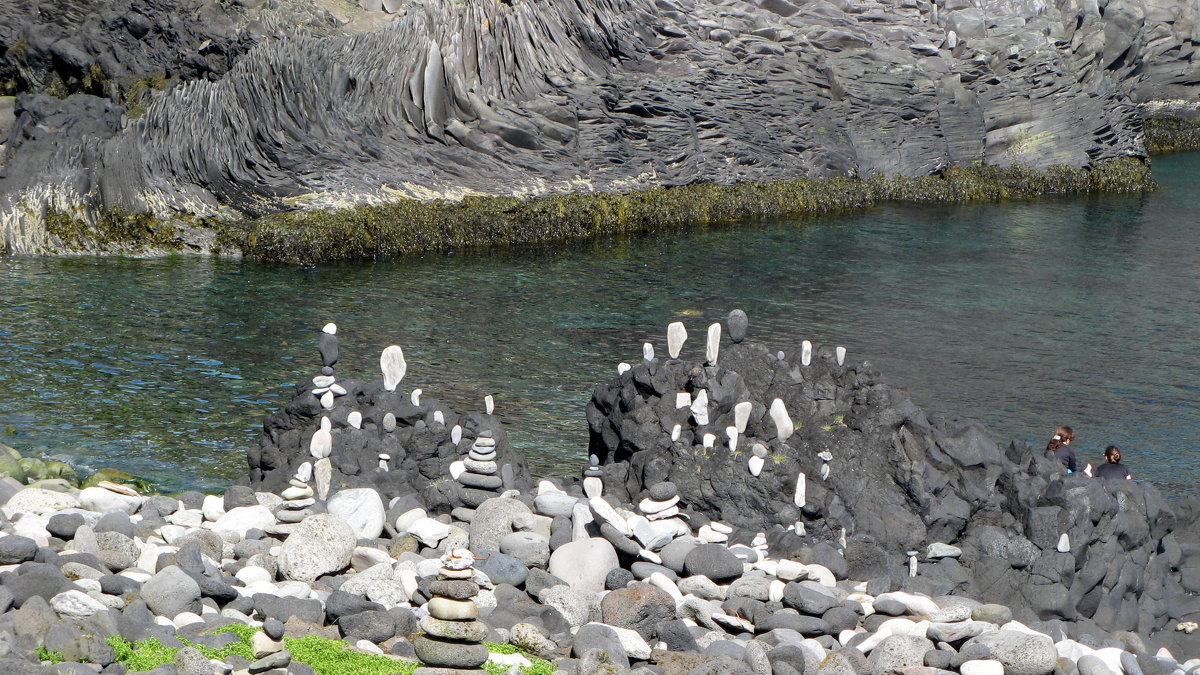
[1047,426,1076,452]
[1105,445,1121,464]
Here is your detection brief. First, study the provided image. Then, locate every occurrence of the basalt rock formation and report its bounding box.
[1,0,1199,255]
[584,313,1200,653]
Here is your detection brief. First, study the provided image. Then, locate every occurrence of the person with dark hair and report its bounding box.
[1095,445,1132,480]
[1046,425,1077,473]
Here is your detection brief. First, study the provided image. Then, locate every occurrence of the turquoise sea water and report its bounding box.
[1,153,1197,494]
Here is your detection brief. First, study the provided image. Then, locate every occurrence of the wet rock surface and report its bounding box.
[1,0,1199,254]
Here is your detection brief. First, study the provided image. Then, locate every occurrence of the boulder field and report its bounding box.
[2,0,1200,255]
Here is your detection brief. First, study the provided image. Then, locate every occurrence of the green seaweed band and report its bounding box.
[1143,117,1200,155]
[40,157,1155,264]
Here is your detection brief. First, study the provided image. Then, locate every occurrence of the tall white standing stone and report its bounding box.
[801,340,812,366]
[671,425,681,442]
[836,346,847,366]
[667,322,687,359]
[705,323,721,365]
[734,402,752,433]
[725,426,738,452]
[794,472,806,508]
[411,388,422,406]
[433,410,445,425]
[643,343,654,362]
[484,395,494,414]
[820,464,830,481]
[310,417,332,459]
[320,390,334,409]
[770,398,794,442]
[691,389,710,426]
[451,425,463,445]
[702,433,715,448]
[380,345,407,391]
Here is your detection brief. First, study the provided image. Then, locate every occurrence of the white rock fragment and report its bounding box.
[380,345,407,391]
[770,398,794,442]
[617,362,631,375]
[485,395,494,414]
[310,417,332,459]
[1057,533,1070,553]
[801,340,812,366]
[702,433,715,448]
[734,401,752,433]
[748,456,764,477]
[671,425,682,442]
[794,472,806,508]
[705,323,721,364]
[433,410,445,425]
[726,426,738,452]
[836,346,847,366]
[675,392,691,409]
[411,388,422,406]
[643,343,654,362]
[347,411,362,429]
[667,322,687,359]
[322,323,337,335]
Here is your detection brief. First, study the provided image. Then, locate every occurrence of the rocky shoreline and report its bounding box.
[0,314,1196,674]
[3,0,1200,258]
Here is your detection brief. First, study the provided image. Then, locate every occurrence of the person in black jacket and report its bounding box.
[1095,445,1132,480]
[1046,425,1077,473]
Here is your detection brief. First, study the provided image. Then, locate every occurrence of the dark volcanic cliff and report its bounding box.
[1,0,1198,255]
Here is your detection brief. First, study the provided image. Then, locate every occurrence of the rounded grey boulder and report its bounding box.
[141,565,201,618]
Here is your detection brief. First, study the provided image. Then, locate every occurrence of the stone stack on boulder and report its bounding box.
[414,548,489,674]
[630,482,689,553]
[455,432,504,508]
[246,325,532,509]
[273,463,317,528]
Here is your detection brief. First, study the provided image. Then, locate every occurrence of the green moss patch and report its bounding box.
[225,157,1154,265]
[107,624,260,671]
[283,636,417,675]
[44,206,184,254]
[1144,117,1200,155]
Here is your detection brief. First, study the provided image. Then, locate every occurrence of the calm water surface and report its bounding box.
[1,154,1198,494]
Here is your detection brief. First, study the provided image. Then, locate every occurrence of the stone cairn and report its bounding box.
[275,462,316,528]
[455,431,502,508]
[582,455,603,498]
[631,481,689,552]
[413,548,488,674]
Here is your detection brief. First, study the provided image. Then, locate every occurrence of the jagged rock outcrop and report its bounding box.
[1,0,1199,254]
[584,313,1200,653]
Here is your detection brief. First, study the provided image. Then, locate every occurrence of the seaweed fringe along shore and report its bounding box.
[27,157,1155,264]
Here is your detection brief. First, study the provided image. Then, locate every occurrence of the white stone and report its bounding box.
[549,538,619,592]
[313,375,335,388]
[632,517,687,550]
[748,455,764,477]
[449,460,466,481]
[314,458,332,500]
[484,395,494,414]
[572,502,595,542]
[697,524,727,544]
[675,392,691,409]
[646,506,679,522]
[725,427,739,453]
[50,590,107,618]
[836,346,847,366]
[639,496,679,514]
[734,402,752,434]
[1057,533,1070,553]
[202,495,226,522]
[296,462,313,483]
[327,488,385,540]
[705,323,720,364]
[320,390,334,409]
[691,389,710,426]
[671,425,681,442]
[5,488,80,516]
[489,652,532,669]
[330,383,347,396]
[590,497,630,536]
[166,509,203,528]
[960,660,1004,675]
[411,388,422,406]
[79,486,143,515]
[394,508,427,533]
[322,323,337,335]
[794,472,806,508]
[347,411,362,429]
[909,554,918,577]
[643,343,654,362]
[310,416,332,459]
[638,549,662,564]
[408,518,451,547]
[875,592,940,617]
[647,572,684,603]
[583,476,603,499]
[281,484,312,500]
[584,622,651,660]
[667,322,687,359]
[433,410,445,425]
[173,612,204,628]
[617,362,631,375]
[817,450,833,461]
[801,340,812,366]
[769,579,786,603]
[213,505,275,538]
[702,433,715,448]
[236,566,273,585]
[820,464,830,480]
[451,425,462,444]
[710,522,732,534]
[380,345,407,391]
[922,542,962,559]
[770,398,794,442]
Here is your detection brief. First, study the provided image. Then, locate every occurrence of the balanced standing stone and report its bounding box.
[319,323,339,367]
[310,417,332,459]
[380,345,407,391]
[836,346,847,366]
[794,472,806,508]
[734,401,752,433]
[705,323,721,365]
[642,342,654,362]
[348,411,362,429]
[801,340,812,366]
[484,395,494,415]
[617,362,631,375]
[667,322,687,359]
[414,548,488,674]
[583,455,604,499]
[725,426,738,452]
[727,309,748,343]
[690,389,710,426]
[769,398,794,442]
[383,413,397,433]
[411,388,422,406]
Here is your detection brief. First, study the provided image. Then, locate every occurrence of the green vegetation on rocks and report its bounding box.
[227,157,1155,264]
[1144,117,1200,154]
[44,206,185,255]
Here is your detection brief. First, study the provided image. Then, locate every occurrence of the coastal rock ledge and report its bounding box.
[1,0,1198,256]
[0,315,1195,673]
